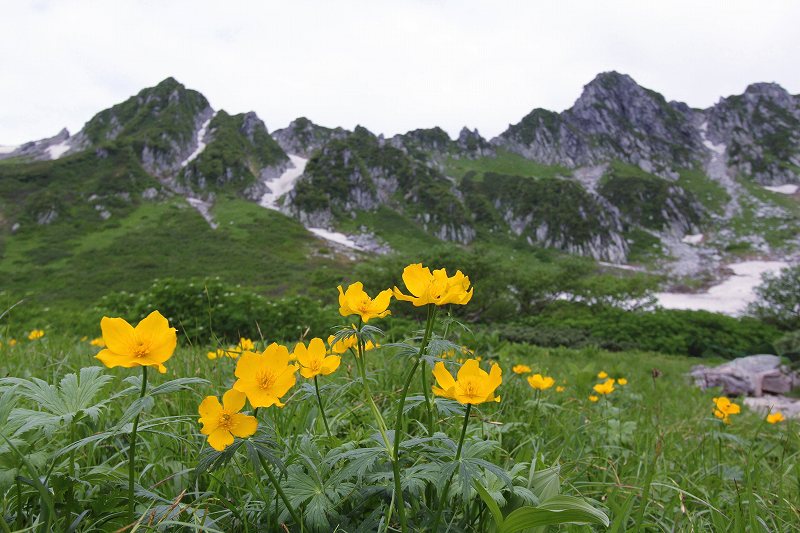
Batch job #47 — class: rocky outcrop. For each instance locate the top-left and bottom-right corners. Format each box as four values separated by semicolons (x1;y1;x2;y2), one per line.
178;110;289;198
705;83;800;185
493;72;705;177
456;127;495;158
690;355;800;397
286;126;475;245
271;117;349;158
0;128;74;161
77;77;215;177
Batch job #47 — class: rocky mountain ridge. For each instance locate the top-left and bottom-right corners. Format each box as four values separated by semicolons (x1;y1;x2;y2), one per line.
1;73;798;275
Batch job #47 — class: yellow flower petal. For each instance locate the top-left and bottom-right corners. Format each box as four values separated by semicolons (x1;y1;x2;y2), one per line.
229;413;258;438
100;316;135;355
207;428;235;451
432;361;456;392
222;389;247;412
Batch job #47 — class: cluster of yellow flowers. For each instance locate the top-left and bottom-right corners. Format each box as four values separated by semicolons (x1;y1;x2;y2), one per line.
1;330;45;348
511;365;557;391
712;396;741;424
207;337;256;360
589;371;627;402
93;263;497;457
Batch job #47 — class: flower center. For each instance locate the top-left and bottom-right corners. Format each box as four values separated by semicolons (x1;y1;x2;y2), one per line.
310;359;321;372
133;341;148;358
357;297;372;312
462;380;480;399
218;412;233;430
258;371;277;391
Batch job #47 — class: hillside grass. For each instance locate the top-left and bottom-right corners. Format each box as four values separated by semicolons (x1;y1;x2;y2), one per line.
444;149;571;181
0;196;350;318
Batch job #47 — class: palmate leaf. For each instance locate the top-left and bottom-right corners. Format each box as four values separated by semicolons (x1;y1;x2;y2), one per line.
0;366;114;435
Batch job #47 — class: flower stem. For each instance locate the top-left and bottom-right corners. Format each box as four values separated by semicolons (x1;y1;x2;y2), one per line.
391;304;438;533
432;403;472;531
354;336;391;451
257;454;303;527
15;478;23;530
314;376;332;438
128;366;148;524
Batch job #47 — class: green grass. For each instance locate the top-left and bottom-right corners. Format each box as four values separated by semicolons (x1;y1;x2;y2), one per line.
0;196;351;317
725;176;800;251
444;149;571;181
677;168;731;216
337;206;441;255
0;325;797;531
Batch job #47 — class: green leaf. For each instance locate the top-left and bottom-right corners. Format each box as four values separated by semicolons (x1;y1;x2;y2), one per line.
474;480;505;528
499;495;610;533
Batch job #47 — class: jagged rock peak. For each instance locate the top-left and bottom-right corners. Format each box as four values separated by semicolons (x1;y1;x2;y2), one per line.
271;116;349;157
741;82;794;104
494;71;704;175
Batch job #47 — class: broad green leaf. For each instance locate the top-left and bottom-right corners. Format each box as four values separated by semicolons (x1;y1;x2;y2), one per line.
475;480;505;528
500;495;610;533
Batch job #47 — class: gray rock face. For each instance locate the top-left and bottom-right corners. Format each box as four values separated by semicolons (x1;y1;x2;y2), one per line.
705;83;800;185
690;355;800;397
271;117;348;158
493;72;705;177
0;128;73;161
456;127;495;158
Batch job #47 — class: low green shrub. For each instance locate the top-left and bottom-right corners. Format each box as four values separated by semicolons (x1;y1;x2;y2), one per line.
94;277;336;344
498;303;780;357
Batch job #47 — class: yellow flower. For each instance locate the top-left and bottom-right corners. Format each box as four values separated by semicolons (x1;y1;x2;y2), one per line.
8;339;16;347
766;412;785;424
597;371;608;379
89;337;105;348
233;343;299;408
589;395;599;402
364;340;380;351
80;336;88;341
512;364;532;375
95;311;177;374
712;396;741;424
432;358;501;405
27;329;45;341
238;338;255;351
617;378;628;386
294;338;341;379
393;263;473;307
198;389;258;451
593;378;615;395
337;282;392;322
527;374;555;391
556;386;566;393
327;333;357;354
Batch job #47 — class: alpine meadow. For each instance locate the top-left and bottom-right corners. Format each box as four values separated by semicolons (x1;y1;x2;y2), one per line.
2;5;800;531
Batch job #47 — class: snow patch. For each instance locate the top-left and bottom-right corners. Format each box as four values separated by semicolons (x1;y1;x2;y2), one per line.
0;145;18;154
598;261;642;272
656;260;789;315
259;155;309;209
308;227;362;250
763;184;798;195
681;233;704;245
180;115;214;168
47;141;71;159
186;197;218;229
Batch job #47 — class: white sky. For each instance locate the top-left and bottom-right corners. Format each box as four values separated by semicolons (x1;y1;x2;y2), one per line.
1;0;799;145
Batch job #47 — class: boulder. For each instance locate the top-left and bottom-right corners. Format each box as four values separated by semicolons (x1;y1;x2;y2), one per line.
690;354;799;397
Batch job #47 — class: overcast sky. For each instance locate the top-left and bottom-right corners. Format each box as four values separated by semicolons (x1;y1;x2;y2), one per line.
2;0;799;145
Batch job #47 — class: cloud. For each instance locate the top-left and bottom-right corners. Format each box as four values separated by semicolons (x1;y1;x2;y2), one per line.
1;0;799;144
